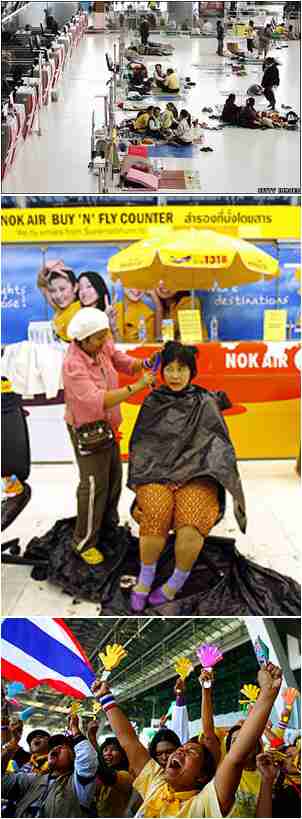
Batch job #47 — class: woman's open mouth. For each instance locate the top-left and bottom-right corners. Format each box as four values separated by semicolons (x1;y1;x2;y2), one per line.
167;756;183;771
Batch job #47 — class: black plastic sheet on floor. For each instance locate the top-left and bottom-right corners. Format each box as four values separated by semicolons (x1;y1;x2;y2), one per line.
23;519;300;616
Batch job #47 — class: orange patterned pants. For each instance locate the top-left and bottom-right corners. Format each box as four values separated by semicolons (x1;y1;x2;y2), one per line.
135;479;220;537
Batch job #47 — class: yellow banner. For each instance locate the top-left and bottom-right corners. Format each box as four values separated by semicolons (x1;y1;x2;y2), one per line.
1;205;300;244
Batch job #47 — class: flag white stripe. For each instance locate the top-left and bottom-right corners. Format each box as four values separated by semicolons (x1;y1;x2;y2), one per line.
27;618;87;662
2;639;92;698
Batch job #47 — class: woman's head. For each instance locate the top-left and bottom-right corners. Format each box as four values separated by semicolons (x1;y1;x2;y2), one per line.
247;97;255;108
149;729;181;769
165;739;216;791
78;271;111;311
99;737;129;771
68;307;110;355
167;102;178;116
161;342;198;392
48;269;77;309
180;109;191;124
155;63;162;72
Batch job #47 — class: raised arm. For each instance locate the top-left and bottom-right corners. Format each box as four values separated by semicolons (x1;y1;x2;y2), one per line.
91;681;150;778
255;753;277;818
171;678;189;745
215;663;282;817
199;670;221;767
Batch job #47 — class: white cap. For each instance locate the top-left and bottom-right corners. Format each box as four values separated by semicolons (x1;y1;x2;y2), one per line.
68;308;109;341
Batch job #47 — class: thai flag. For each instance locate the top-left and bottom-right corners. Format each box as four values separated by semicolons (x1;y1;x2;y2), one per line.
1;618;95;699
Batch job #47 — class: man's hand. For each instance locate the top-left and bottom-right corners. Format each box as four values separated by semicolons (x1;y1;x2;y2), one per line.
256;752;279;784
91;679;111;699
257;663;282;698
87;720;99;748
199;669;214;687
68;714;81;737
9;719;23;746
174;677;185;697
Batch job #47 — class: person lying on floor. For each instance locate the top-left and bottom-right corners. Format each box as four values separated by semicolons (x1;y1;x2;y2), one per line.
127;341;246;613
222;94;242;125
91;662;283;818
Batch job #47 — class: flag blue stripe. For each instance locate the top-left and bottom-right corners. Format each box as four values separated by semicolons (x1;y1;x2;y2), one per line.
2;619;95;689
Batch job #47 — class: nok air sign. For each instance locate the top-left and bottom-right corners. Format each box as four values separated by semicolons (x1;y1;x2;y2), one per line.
1;205;300;244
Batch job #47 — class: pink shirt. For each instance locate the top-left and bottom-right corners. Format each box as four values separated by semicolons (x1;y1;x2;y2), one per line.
63;338;136;430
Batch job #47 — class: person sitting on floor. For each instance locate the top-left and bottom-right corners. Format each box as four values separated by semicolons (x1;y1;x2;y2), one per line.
157;67;180;93
168;109;193;144
239;97;263;128
133;106;154;132
154;63;165;86
160;103;179;137
222;94;242;125
148;106;162;138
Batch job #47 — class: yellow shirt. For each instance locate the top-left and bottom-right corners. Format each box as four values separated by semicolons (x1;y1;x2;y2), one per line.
53;300;81;342
97;771;133;818
115;296;156;342
231;769;261;818
134;759;236;818
164;72;180;91
134;113;150;131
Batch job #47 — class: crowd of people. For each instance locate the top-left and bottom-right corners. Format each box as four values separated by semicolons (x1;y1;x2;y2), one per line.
2;661;301;817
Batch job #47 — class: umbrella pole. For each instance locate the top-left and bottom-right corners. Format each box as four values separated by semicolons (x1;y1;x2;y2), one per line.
191;289;195;309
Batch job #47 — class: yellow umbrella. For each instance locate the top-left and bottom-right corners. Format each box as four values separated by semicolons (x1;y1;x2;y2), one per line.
108;229;280;290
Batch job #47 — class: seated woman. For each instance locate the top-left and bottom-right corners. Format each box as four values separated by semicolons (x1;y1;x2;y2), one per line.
161;102;179;136
128;342;246;612
154;63;165;86
157;67;180;93
169;109;193;144
91;663;283;819
222;94;242;125
239;97;262;128
129;62;152;93
133;105;154;132
37;259;80;342
147;106;162;138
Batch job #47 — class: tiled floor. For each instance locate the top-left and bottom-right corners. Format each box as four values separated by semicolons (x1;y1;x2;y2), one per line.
2;459;300;616
2;33;300;194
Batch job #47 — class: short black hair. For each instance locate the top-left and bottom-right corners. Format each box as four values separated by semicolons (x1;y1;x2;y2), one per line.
225;724;262;756
149;728;181;760
161;341;198;381
48;269;77;287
